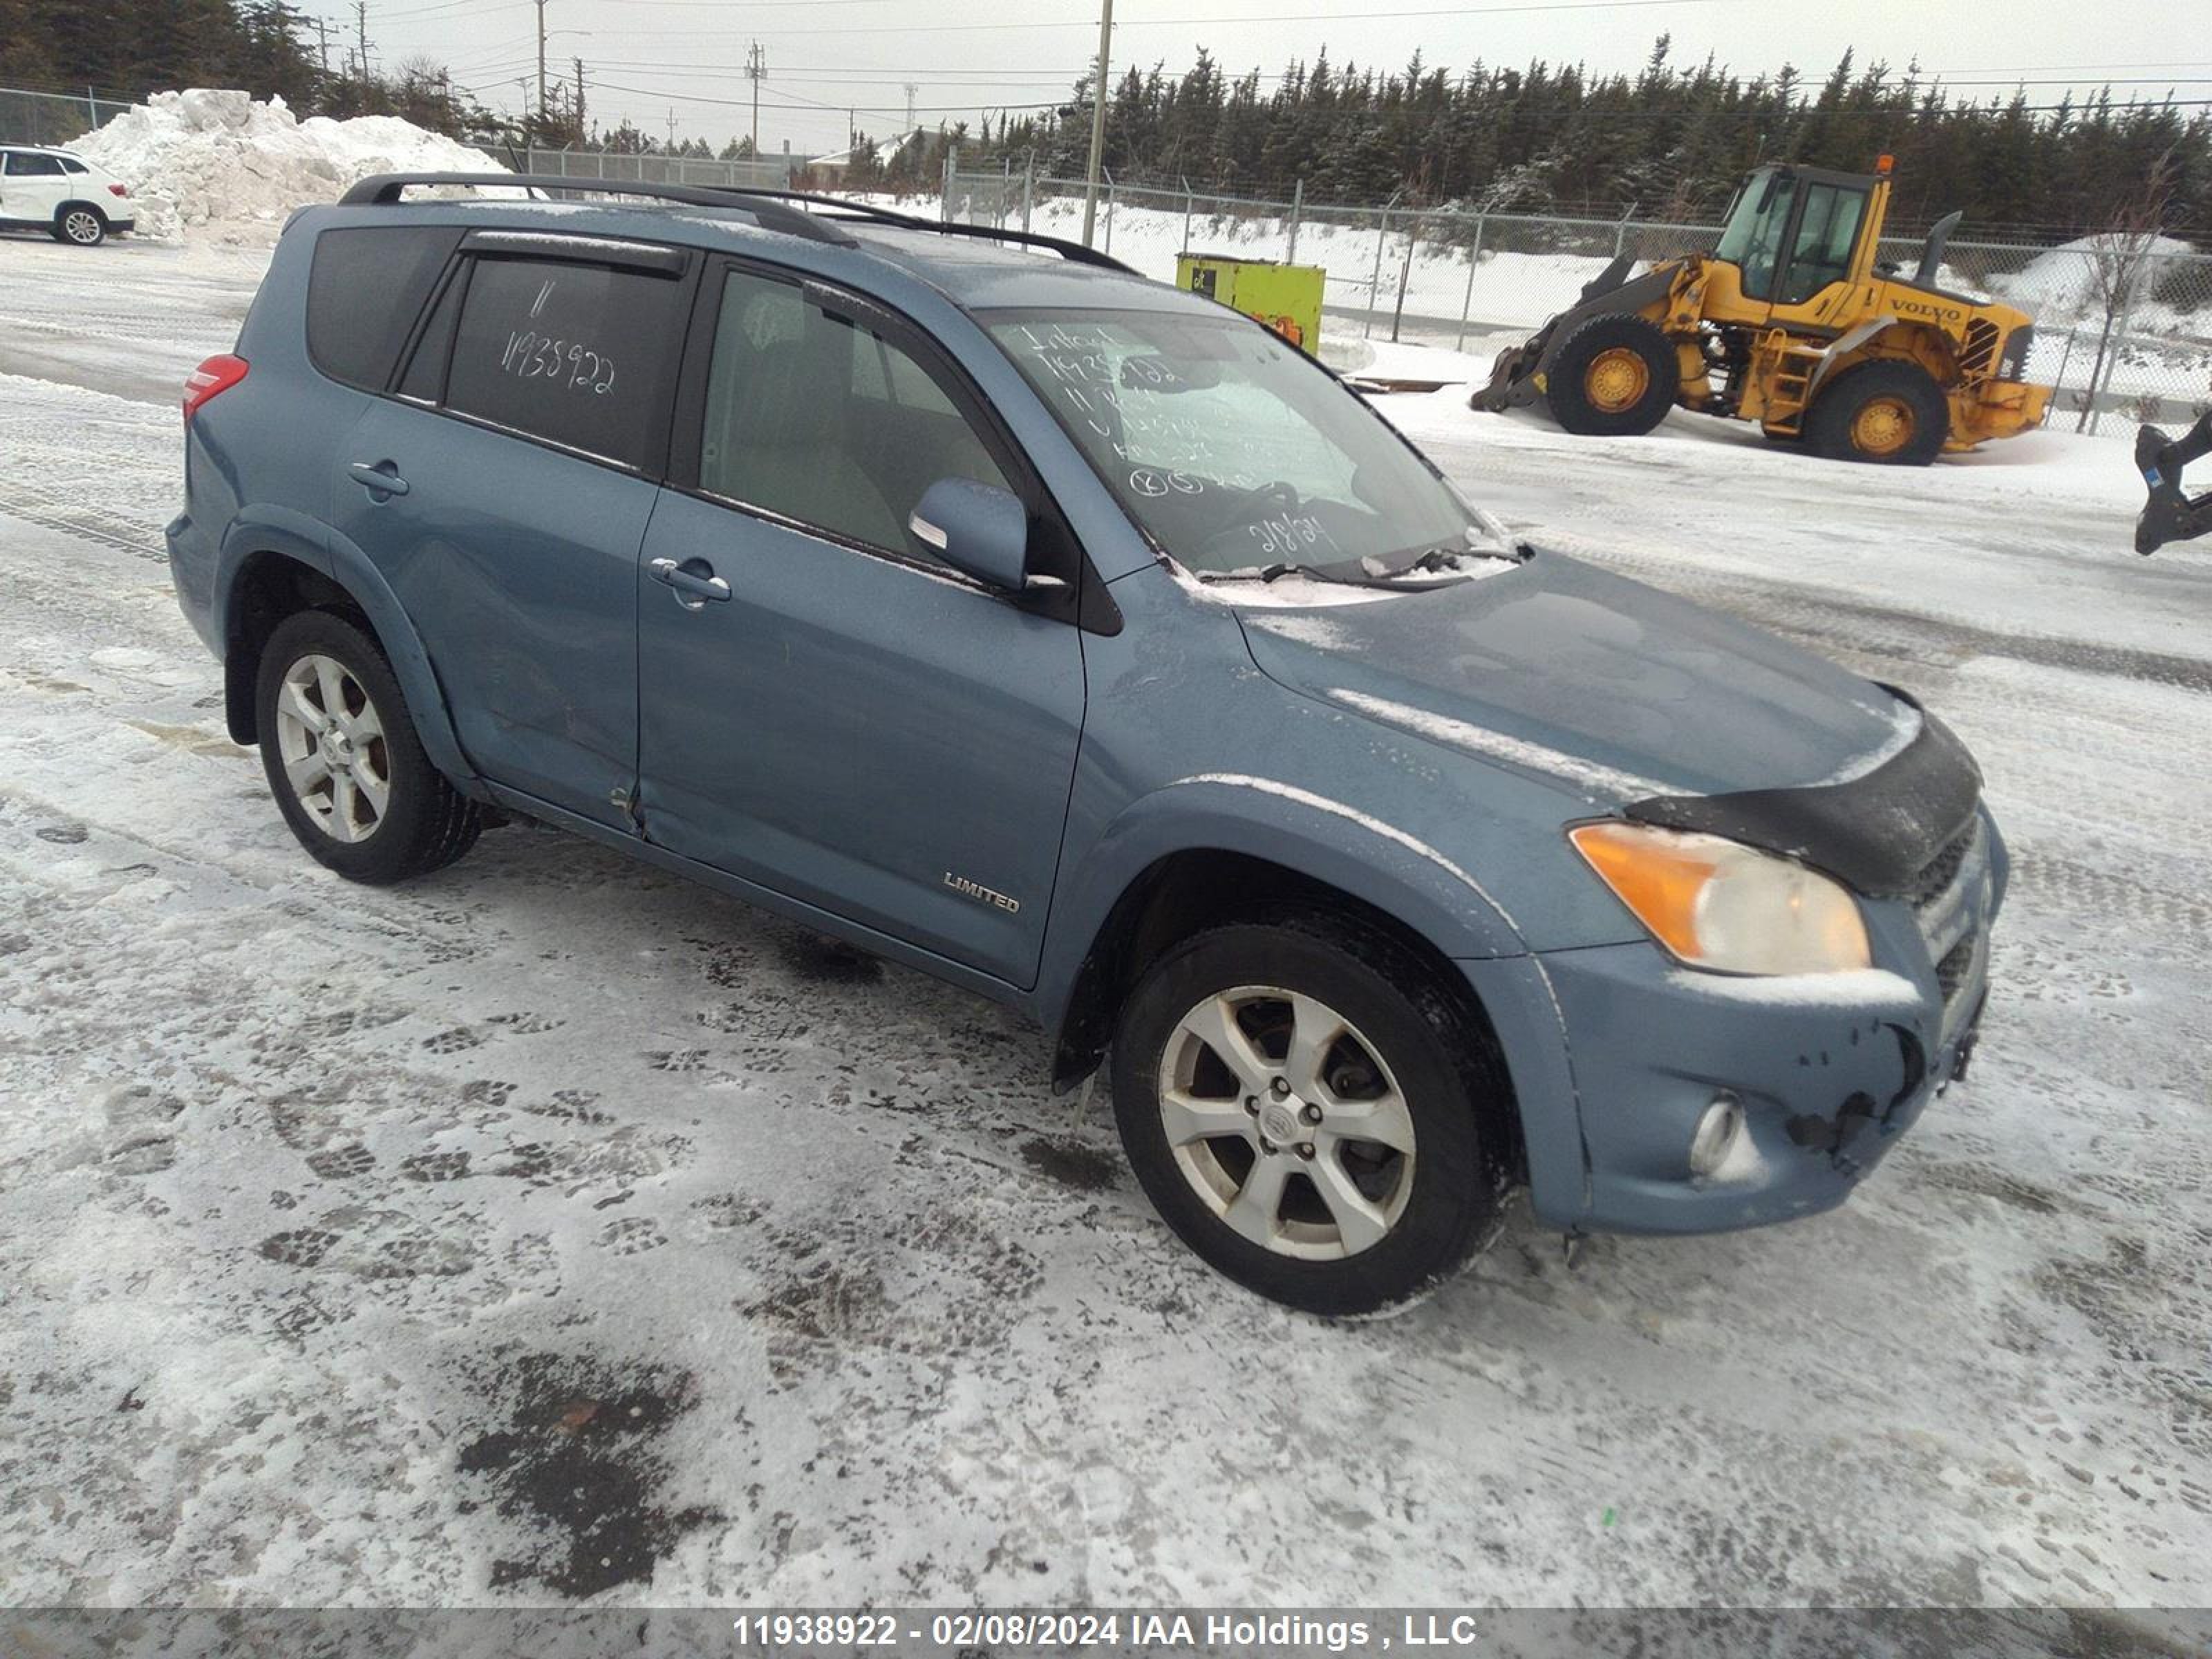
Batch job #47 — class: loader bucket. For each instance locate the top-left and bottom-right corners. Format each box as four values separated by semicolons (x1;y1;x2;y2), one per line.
2135;415;2212;555
1471;341;1542;413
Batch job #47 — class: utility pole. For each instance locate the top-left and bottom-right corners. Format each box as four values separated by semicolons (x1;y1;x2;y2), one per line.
310;15;331;77
534;0;549;130
744;41;765;159
353;0;370;80
574;57;585;139
1080;0;1113;247
904;82;917;135
665;109;677;149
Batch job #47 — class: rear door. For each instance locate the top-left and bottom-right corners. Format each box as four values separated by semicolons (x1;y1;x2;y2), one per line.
634;260;1087;986
332;229;693;829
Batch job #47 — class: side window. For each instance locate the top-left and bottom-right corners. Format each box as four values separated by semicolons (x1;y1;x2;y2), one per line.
697;268;1015;561
7;152;65;177
308;225;464;391
59;157;87;175
441;255;685;470
1778;184;1866;304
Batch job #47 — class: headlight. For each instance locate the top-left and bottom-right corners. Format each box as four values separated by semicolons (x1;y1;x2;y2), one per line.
1569;821;1871;975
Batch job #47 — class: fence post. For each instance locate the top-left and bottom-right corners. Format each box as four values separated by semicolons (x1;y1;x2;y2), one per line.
2090;241;2155;436
2046;324;2079;417
1182;175;1193;255
1365;206;1390;339
1022;160;1035;234
1286;178;1303;264
1455;212;1487;351
1613;202;1636;259
1103;170;1116;255
1390;213;1420;343
85;85;98;129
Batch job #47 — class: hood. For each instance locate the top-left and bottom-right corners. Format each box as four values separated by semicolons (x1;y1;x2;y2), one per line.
1235;550;1919;808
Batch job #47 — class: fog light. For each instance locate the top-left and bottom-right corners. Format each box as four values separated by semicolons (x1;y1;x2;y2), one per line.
1688;1093;1745;1177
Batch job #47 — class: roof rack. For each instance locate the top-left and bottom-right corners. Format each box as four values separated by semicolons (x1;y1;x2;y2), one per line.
339;172;858;246
337;172;1138;273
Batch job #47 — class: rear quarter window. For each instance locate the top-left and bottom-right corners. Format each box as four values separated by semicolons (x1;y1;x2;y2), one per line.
439;255;685;470
307;225;465;391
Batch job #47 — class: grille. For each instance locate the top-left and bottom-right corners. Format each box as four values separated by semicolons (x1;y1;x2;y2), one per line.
1961;317;2001;378
1905;816;1981;914
1936;935;1976;1005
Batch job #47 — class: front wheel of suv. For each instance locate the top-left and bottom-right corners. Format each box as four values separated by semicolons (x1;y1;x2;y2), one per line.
1110;917;1512;1317
254;609;481;884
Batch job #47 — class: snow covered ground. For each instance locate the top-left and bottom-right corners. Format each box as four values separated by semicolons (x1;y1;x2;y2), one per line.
1;236;2210;1627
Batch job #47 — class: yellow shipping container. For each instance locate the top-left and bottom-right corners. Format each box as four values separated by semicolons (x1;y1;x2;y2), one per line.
1175;255;1325;354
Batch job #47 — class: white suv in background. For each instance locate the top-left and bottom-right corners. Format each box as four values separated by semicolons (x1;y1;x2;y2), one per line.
0;145;135;245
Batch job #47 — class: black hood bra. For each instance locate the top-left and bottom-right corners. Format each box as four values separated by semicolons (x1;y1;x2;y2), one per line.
1624;689;1983;897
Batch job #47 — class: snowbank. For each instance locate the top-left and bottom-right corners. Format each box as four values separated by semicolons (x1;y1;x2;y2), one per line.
71;88;500;243
1990;232;2203;321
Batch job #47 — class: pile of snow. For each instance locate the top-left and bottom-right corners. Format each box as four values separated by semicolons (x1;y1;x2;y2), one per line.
71;88;500;243
1991;232;2204;321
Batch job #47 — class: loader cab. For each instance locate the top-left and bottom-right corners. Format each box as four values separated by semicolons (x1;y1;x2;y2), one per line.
1714;165;1883;312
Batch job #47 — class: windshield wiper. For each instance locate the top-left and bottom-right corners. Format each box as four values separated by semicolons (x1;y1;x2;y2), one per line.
1259;561;1367;585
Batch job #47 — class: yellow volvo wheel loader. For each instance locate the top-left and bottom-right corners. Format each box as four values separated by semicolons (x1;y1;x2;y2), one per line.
1472;158;2051;463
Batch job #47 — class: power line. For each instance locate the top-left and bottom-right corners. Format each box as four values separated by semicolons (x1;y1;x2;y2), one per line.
564;0;1732;38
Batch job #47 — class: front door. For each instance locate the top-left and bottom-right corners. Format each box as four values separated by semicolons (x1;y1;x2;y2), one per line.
332;247;691;828
635;263;1087;986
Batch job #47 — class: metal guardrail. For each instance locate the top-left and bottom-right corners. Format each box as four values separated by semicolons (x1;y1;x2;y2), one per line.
948;169;2212;431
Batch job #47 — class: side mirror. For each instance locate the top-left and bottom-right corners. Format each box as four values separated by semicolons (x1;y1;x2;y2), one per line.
908;476;1032;590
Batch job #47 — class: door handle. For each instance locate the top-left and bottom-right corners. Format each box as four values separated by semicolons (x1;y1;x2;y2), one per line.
648;556;731;605
348;460;410;498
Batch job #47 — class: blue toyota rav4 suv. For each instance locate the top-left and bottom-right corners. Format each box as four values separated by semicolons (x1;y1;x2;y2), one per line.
168;174;2003;1315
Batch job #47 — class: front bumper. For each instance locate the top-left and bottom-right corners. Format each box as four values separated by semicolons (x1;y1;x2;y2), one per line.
1502;809;2004;1234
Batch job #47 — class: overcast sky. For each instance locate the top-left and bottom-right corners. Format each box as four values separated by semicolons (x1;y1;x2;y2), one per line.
341;0;2208;159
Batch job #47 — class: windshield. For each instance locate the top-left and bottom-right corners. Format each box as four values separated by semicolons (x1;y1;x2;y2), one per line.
1714;167;1796;301
984;308;1490;583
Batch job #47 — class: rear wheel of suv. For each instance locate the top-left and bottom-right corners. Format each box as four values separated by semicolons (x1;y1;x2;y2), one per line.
1110;917;1510;1317
54;205;106;247
254;610;480;884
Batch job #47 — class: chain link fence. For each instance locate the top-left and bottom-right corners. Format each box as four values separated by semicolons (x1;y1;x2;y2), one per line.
519;144;811;192
947;169;2212;432
0;86;138;147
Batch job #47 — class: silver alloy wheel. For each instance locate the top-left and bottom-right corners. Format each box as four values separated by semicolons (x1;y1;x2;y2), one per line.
272;653;391;843
62;209;102;245
1156;984;1417;1260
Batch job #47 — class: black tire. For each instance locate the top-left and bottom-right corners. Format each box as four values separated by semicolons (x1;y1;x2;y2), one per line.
1109;915;1512;1318
53;204;106;247
1541;312;1677;437
254;609;481;884
1805;359;1949;465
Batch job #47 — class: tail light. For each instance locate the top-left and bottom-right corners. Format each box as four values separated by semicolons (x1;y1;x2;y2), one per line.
108;182;129;197
183;354;249;424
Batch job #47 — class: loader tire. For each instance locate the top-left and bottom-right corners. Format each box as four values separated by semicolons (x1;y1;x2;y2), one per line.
1807;360;1949;465
1542;314;1676;437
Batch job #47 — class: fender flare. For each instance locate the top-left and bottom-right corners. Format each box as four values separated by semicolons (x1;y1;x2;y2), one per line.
1038;772;1535;1035
214;510;480;788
